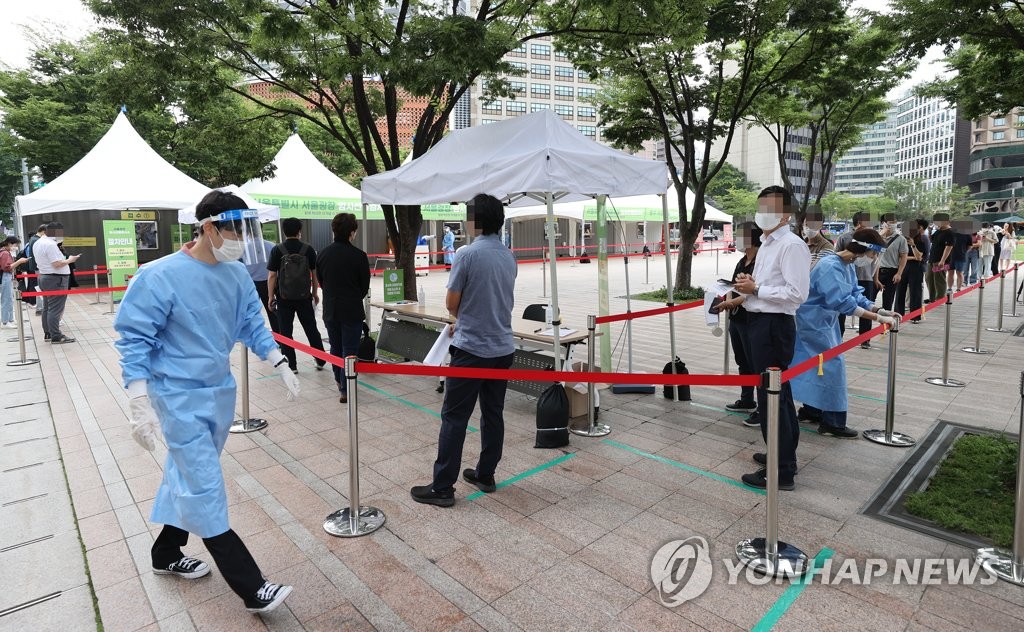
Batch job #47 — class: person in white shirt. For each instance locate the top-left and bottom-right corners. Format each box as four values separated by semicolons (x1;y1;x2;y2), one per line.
732;186;810;491
978;222;997;278
33;221;80;343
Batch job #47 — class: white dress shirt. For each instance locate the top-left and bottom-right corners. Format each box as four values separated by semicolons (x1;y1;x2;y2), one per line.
33;236;68;276
743;225;810;315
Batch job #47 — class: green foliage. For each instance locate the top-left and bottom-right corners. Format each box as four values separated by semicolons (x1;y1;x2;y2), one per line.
631;285;705;303
821;191;897;220
905;434;1017;548
880;178;973;220
715;188;759;218
706;163;757;203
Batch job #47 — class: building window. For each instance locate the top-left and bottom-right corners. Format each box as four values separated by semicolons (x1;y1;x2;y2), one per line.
482;119;499;125
555;104;574;120
530;64;550;79
993;117;1007;126
975;132;985;143
578;87;596;99
578;106;596;121
508;61;527;72
554;85;574;101
509;81;526;96
506;100;526;115
531;103;550;112
481;100;502;115
555;66;574;80
554;50;570;61
1017;129;1024;138
578;125;596;138
578;69;590;81
993;131;1006;140
508;44;526;58
530;83;551;98
530;43;551;58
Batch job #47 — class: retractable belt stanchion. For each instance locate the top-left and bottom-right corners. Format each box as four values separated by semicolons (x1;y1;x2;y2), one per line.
541;249;547;298
721;307;731;375
572;315;610;437
1009;264;1020;317
324;356;386;537
987;271;1010;332
975;371;1024;586
736;368;808;579
964;277;994;353
229;346;268;433
863;317;916;447
6;289;39;367
7;288;32;343
89;266;104;305
926;290;966;387
106;271;116;315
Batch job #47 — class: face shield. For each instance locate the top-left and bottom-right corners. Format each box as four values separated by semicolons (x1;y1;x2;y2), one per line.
853;239;885;261
198;209;266;266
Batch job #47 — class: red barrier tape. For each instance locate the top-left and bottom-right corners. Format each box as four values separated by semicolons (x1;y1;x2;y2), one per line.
16;268;108;279
21;286;128;298
595;298;704;324
781;323;890;383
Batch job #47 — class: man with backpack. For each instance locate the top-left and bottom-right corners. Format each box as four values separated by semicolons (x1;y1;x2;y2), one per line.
267;218;327;373
24;224;47;313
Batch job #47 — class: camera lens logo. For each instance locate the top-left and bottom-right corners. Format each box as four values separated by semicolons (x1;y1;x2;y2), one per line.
650;536;713;607
388;272;398;283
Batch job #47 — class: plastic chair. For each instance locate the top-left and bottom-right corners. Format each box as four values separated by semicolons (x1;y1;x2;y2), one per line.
522;304;549;322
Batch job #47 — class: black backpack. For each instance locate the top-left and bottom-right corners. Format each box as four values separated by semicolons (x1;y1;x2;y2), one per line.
357;323;376;362
663;357;691;400
535;383;570;448
277;244;311;300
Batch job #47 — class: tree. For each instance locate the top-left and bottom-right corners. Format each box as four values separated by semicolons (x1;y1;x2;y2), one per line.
881;178;972;219
715;188;758;218
705;162;757;205
89;0;588;298
820;191;896;221
553;0;844;290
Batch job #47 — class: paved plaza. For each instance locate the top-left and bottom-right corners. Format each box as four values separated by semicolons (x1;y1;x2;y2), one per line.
3;250;1024;631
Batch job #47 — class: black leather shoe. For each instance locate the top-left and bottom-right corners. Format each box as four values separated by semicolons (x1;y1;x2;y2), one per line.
741;414;760;428
463;469;496;493
741;469;794;491
725;399;757;412
796;407;822;424
817;424;859;439
752;452;767;466
410;484;454;507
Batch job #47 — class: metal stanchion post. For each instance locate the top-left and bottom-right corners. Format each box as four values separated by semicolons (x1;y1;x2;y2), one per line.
1009;264;1020;316
736;368;808;578
230;346;269;433
6;287;32;343
926;290;966;387
722;307;731;375
964;277;994;352
863;318;915;447
324;356;386;537
541;249;547;298
715;243;720;275
976;371;1024;586
573;315;610;437
612;255;654;395
89;266;104;305
106;271;116;315
6;289;39;367
988;271;1010;332
644;251;650;285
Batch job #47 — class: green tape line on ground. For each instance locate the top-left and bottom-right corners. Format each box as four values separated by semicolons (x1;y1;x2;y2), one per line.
467;452;575;501
849;393;886;403
358;380;478;433
690;401;750;418
751;547;835;632
603;439;766;496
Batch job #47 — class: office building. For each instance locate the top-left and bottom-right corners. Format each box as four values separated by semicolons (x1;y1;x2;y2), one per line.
893;93;970;191
967;109;1024;215
833;107;898;197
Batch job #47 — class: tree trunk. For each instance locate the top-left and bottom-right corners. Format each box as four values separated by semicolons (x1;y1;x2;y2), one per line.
674;235;695;292
394;204;423;299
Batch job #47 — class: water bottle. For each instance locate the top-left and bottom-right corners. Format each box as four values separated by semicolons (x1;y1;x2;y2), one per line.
418;284;425;305
544;305;553;325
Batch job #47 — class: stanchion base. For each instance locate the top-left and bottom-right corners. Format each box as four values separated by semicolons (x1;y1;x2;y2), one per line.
570;423;611;437
735;538;809;579
976;548;1024;586
985;327;1010;332
6;359;41;367
229;418;268;434
861;429;916;447
1003;313;1021;318
961;346;994;354
323;506;386;538
924;377;967;387
6;336;33;342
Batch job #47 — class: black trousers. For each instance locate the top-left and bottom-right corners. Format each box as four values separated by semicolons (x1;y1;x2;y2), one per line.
253;280;279;333
878;268;900;313
275;298;326;370
857;280;876;334
896;262;924;319
152;525;264;599
432;347;515;492
745;312;799;477
728;318;756;404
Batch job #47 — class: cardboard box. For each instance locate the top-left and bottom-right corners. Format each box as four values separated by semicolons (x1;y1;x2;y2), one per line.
564;384;590;418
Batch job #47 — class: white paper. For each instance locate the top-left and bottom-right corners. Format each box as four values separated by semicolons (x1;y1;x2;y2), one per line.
703;290;721;328
423;325;454;366
537;327;576;336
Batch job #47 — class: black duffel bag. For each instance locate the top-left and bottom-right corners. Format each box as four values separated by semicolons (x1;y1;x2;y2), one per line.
357;323;376;362
535;383;570;448
663;356;691;401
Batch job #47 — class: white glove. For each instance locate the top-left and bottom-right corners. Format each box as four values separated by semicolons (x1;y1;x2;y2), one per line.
876;308;901;320
876;314;899;328
129;395;160;452
268;349;300;401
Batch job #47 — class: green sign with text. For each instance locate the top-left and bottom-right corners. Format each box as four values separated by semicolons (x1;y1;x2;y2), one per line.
102;220;139;301
382;269;405;302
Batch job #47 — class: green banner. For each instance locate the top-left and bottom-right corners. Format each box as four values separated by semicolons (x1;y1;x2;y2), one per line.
583;204;665;222
249;194;467;221
102;220;139;301
382;269;405;302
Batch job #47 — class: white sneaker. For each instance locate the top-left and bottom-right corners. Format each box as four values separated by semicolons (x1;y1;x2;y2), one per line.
153;556;211;579
245;581;293;613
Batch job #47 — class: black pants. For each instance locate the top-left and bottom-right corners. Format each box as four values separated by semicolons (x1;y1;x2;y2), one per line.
896;262;924;319
878;268;900;313
857;280;876;334
276;298;326;370
745;312;799;478
432;347;515;492
253;280;279;333
728;318;756;405
152;525;264;599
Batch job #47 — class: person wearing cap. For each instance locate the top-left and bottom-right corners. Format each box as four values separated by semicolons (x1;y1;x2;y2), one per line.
32;221;80;343
836;211;877;346
926;212;955;300
874;213;908;317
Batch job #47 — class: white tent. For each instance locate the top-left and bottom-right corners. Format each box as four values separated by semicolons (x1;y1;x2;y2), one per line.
587;187;733;223
361;110;669;371
240;133;362;202
176;186;280;224
15;112;210;217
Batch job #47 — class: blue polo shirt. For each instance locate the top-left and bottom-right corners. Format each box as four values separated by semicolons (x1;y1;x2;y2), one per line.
447;234;517;357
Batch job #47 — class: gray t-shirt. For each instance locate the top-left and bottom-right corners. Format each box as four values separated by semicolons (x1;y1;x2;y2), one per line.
837;229;877;281
878;233;908;269
447;234;517;357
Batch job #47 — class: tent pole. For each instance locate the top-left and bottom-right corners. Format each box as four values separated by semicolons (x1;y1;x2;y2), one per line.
361;203;368;252
663;192;679;401
597;195;610;371
546;192;562;371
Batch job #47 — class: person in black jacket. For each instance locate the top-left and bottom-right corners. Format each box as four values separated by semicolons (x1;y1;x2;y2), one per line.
316;213;370;403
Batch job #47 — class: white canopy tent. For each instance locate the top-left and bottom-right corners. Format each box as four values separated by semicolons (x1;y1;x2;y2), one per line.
176;186;280;224
240;133;363;201
14;112;210;228
361;110;670;372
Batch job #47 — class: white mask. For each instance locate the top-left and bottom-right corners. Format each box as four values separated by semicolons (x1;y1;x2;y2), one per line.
802;225;820;239
211;231;245;262
754;211;782;231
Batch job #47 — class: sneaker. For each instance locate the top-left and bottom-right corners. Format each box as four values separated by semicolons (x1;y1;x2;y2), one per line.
44;333;51;341
410;484;455;507
725;399;757;412
50;335;76;344
741;414;760;428
741;469;794;491
153;556;211;580
859;342;871;350
796;407;821;424
817;424;859;439
315;361;326;371
463;468;496;493
245;581;293;614
291;367;298;375
436;382;445;394
751;453;799;472
339;394;347;404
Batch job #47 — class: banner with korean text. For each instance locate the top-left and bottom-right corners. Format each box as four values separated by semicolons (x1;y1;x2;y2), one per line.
102;220;139;301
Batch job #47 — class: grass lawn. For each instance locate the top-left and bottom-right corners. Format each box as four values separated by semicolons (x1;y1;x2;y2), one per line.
631;286;707;302
904;434;1017;547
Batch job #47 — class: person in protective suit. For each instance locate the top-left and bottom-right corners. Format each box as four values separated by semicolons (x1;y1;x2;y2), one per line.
114;189;301;614
790;228;899;438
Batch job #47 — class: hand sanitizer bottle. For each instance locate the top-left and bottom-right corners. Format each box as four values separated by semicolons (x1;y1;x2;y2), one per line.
418;284;425;305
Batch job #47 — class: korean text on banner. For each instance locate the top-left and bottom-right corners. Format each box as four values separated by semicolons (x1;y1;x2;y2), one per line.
102;219;139;301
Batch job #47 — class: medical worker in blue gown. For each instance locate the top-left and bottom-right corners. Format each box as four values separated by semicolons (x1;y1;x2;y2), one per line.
114;190;301;615
791;228;900;439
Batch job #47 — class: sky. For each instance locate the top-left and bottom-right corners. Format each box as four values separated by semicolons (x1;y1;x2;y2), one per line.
0;0;946;95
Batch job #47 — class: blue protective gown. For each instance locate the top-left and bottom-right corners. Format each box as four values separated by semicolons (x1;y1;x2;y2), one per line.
442;230;455;264
790;253;874;413
114;248;277;538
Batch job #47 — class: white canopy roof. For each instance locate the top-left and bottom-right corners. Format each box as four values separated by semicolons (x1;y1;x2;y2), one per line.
586;187;732;223
241;134;361;200
360;110;667;206
505;200;585;222
176;186;280;224
15;112;210;216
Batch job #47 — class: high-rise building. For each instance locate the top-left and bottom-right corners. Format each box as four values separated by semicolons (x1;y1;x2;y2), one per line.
893;93;971;190
833;107;898;197
967;109;1024;215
